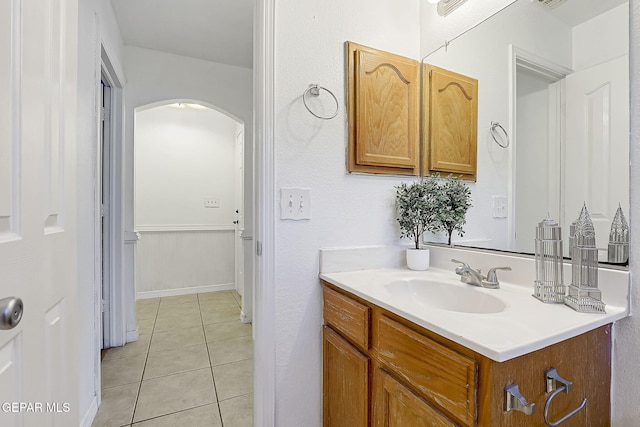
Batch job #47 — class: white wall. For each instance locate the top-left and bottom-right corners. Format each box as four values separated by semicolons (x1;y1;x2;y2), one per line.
122;46;253;336
573;3;629;71
76;0;125;424
134;105;238;296
420;0;516;56
271;0;420;424
135;106;237;227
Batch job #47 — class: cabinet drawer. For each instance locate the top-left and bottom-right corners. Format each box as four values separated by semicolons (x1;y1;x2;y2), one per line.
376;315;477;426
323;286;370;351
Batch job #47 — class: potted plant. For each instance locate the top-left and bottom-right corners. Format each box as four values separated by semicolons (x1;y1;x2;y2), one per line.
437;175;472;246
395;177;442;270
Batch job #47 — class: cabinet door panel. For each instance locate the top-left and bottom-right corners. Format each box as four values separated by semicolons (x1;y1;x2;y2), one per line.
377;315;477;426
425;65;478;178
323;285;370;352
347;42;419;175
374;369;457;427
323;326;370;427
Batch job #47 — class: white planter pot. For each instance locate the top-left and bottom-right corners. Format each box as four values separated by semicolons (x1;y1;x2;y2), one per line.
406;248;430;271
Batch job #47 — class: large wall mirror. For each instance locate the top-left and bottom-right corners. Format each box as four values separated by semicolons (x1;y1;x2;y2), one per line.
423;0;629;266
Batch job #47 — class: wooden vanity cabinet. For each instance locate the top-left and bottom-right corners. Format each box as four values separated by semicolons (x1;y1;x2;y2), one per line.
322;281;612;427
346;42;420;176
423;65;478;180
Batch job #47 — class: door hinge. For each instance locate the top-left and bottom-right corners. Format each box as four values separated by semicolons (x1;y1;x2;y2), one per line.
100;204;105;218
256;241;262;256
101;107;110;122
101;300;107;313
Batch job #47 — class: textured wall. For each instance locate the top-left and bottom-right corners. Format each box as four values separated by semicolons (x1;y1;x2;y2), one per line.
272;0;420;424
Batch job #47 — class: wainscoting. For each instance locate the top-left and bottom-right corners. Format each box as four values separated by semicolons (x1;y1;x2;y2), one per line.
135;227;236;299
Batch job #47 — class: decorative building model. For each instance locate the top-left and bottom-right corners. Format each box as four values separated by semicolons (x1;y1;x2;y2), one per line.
533;216;565;303
564;204;605;313
608;204;629;264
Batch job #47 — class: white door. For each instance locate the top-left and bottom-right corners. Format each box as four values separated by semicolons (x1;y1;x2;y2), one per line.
564;55;629;259
0;0;79;426
234;129;244;299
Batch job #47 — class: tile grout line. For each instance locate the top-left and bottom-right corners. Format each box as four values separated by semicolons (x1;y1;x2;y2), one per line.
129;299;159;426
198;293;226;427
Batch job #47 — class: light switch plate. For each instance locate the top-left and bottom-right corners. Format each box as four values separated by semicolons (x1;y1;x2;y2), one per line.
493;196;507;218
280;188;311;220
204;197;220;208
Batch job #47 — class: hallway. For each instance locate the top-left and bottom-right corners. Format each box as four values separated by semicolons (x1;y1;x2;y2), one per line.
92;291;252;426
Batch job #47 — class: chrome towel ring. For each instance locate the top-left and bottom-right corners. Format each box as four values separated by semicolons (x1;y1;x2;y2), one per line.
303;84;339;120
490;121;510;148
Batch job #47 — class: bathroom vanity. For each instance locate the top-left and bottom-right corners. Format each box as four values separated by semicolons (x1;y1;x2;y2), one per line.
320;246;629;427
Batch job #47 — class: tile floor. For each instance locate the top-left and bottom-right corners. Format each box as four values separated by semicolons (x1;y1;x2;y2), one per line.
92;290;253;427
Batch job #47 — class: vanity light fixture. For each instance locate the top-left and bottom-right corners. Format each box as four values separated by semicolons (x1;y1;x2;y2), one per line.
437;0;469;17
426;0;441;4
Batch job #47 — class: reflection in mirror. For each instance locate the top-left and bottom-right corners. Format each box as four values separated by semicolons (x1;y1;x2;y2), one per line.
423;0;629;266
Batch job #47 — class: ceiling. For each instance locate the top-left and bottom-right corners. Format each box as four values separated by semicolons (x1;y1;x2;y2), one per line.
109;0;253;69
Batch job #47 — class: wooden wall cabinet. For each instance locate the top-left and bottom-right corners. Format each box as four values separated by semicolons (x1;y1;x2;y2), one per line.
322;281;611;427
346;42;479;179
424;65;478;180
347;42;420;176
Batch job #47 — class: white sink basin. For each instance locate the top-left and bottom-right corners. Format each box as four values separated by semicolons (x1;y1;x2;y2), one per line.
385;279;508;314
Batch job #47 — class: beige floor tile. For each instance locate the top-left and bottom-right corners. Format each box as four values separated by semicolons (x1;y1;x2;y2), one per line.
219;394;253;427
213;359;253;401
150;326;205;353
143;344;210;380
132;403;222;427
199;297;239;311
204;321;252;343
133;368;216;422
136;301;159;320
104;335;151;360
91;382;139;427
137;298;160;309
197;291;233;302
208;336;253;366
160;294;198;306
137;318;155;335
102;354;146;389
201;306;240;325
153;312;202;332
230;290;242;306
157;301;201;318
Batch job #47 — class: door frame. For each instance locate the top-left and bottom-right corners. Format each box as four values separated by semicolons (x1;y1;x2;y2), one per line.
93;41;126;401
254;0;276;424
507;45;572;251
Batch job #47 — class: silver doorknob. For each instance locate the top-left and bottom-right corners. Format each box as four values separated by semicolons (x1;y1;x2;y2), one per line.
0;297;23;330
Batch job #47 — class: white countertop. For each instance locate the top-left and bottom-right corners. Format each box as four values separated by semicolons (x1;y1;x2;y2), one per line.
320;266;629;362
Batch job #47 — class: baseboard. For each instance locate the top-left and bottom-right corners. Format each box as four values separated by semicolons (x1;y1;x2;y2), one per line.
136;283;236;300
80;396;98;427
126;328;139;342
241;310;253;324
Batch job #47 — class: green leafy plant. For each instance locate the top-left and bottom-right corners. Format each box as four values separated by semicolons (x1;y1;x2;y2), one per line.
437;175;472;245
395;177;442;249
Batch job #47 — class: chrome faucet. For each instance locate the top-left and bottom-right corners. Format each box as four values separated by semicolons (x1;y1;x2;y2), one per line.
451;259;511;289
